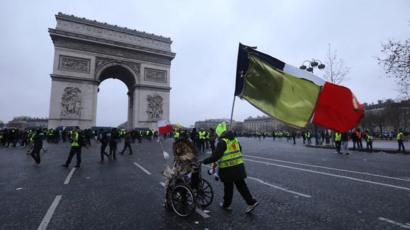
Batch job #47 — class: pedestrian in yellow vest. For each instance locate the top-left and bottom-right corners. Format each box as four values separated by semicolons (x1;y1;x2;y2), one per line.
201;122;258;214
62;127;82;168
198;129;206;152
365;130;373;152
334;132;342;154
173;129;180;140
396;129;406;153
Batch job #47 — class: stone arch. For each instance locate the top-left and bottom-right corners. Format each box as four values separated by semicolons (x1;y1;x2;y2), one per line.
47;13;175;129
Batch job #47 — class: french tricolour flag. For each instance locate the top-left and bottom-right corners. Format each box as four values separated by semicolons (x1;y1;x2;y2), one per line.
157;120;173;135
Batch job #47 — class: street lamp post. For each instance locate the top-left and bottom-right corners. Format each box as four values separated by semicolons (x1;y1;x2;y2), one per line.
300;59;325;145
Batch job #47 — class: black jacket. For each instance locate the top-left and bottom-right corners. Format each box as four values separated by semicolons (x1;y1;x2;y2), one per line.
202;131;247;182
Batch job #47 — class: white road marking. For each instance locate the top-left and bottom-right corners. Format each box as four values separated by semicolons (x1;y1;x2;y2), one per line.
245;158;410;192
378;217;410;229
205;164;311;198
246;155;410;182
63;168;76;185
133;162;151;175
248;177;311;198
158;182;210;219
16;187;23;190
195;208;210;219
37;195;62;230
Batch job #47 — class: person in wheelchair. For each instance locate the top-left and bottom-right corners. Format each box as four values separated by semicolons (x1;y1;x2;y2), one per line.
201;122;259;214
163;138;214;217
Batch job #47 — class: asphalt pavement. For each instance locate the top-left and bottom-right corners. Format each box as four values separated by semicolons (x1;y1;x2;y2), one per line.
0;137;409;230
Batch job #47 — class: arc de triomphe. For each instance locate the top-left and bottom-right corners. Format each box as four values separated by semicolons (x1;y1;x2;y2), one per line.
48;13;175;129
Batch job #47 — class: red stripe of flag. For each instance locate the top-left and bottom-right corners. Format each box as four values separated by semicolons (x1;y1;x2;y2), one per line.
312;82;364;132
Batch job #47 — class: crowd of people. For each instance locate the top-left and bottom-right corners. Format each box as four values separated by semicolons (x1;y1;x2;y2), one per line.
0;125;407;167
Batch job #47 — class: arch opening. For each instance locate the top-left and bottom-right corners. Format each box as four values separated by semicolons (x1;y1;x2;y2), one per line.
97;65;136;129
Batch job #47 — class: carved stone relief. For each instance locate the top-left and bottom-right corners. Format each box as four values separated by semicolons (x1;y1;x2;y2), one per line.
95;57;140;77
58;55;90;73
144;68;167;83
61;87;82;117
146;94;163;120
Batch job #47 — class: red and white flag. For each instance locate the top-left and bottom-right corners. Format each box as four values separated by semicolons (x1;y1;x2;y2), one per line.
157;120;173;135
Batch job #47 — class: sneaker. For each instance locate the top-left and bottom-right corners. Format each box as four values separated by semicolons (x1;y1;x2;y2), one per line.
61;164;68;168
219;202;232;211
74;165;80;168
245;201;259;214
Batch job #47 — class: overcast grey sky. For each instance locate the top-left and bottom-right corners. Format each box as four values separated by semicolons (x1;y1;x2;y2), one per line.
0;0;409;127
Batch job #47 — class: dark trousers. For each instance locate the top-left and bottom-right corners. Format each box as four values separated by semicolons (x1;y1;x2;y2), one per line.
366;141;373;152
398;140;405;152
121;143;133;155
100;143;108;161
109;146;116;159
199;140;205;152
335;141;341;153
65;147;81;166
31;146;41;164
357;139;363;150
223;179;255;207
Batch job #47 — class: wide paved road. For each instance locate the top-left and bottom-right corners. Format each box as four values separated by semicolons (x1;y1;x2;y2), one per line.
0;138;409;229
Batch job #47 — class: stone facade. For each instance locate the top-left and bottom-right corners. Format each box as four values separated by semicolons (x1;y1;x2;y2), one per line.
194;119;242;132
243;116;282;133
48;13;175;129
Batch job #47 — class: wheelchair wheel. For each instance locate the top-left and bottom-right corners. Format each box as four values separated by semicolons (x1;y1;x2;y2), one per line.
195;179;214;208
170;185;196;217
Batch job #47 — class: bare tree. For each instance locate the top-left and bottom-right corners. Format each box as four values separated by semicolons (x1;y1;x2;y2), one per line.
377;38;410;99
323;44;350;84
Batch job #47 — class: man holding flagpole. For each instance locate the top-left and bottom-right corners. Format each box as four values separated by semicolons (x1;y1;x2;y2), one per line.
201;122;259;214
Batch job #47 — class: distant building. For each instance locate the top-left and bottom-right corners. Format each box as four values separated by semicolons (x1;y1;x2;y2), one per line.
194;119;242;131
362;99;410;133
243;116;282;133
7;116;48;130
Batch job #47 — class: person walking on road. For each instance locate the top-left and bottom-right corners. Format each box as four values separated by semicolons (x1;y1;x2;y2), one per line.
30;129;43;164
365;130;373;153
99;131;109;162
334;132;342;154
355;128;363;150
396;129;406;153
201;122;259;214
62;127;82;168
120;132;133;155
109;129;118;160
341;132;349;155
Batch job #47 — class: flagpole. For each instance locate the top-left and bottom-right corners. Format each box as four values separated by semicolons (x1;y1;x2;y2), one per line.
229;95;236;129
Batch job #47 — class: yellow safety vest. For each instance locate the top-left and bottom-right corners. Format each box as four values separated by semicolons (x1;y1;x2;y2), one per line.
199;131;206;140
218;138;244;169
397;132;403;141
335;133;342;141
174;131;180;139
71;132;80;147
367;135;373;142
